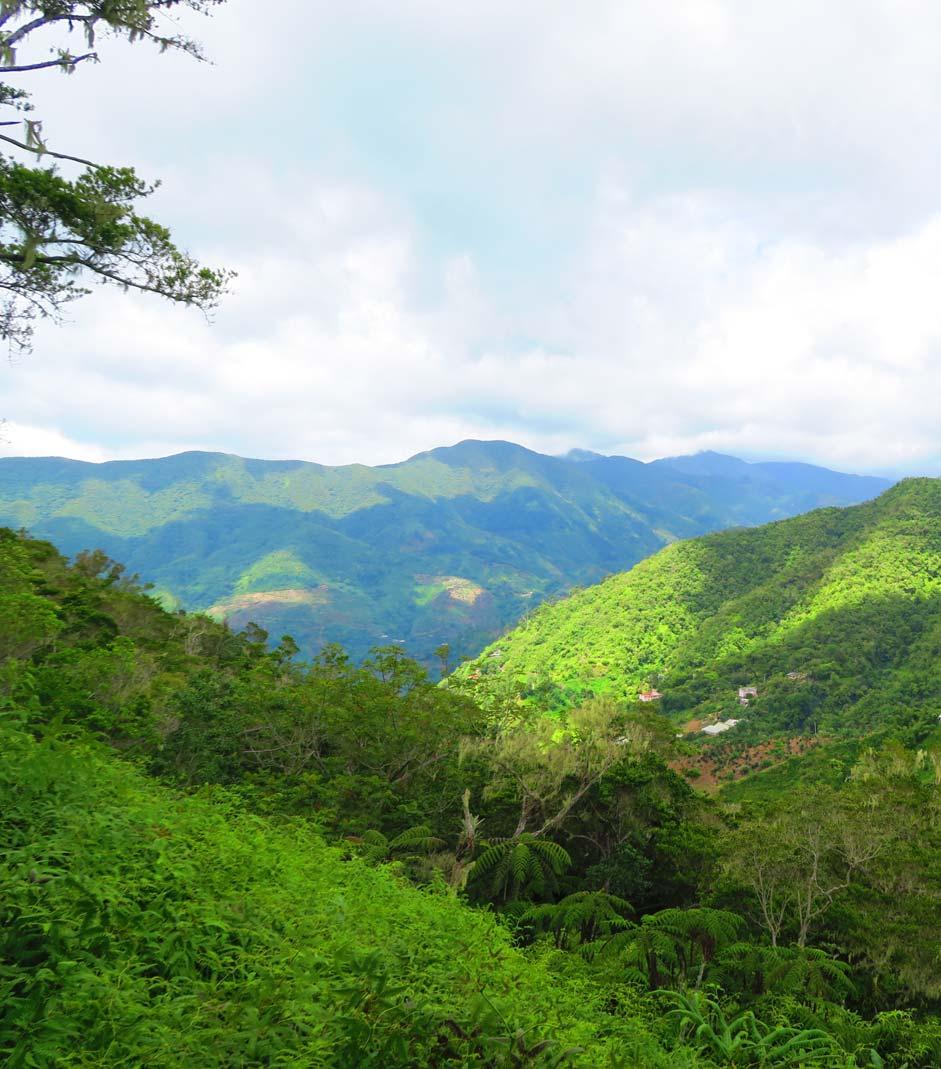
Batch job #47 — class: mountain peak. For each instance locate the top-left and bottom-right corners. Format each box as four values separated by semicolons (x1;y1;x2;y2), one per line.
0;442;897;666
560;448;608;463
459;477;941;745
653;451;753;478
401;439;549;469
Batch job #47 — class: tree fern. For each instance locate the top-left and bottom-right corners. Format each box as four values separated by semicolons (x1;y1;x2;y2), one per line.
472;835;571;902
716;942;855;1003
359;824;445;863
523;891;633;948
585;907;742;989
585;923;677;989
646;907;744;987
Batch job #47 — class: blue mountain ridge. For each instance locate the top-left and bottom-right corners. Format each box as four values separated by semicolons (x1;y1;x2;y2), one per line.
0;441;893;663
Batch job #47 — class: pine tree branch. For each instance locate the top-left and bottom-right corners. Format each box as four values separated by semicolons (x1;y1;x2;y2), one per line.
0;52;96;72
0;251;196;301
2;14;93;49
0;131;99;167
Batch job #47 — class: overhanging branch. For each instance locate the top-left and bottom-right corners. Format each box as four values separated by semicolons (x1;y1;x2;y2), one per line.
0;52;97;72
2;13;94;49
0;131;100;168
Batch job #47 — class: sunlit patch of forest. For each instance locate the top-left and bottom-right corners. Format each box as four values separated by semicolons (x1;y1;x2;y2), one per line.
462;479;941;750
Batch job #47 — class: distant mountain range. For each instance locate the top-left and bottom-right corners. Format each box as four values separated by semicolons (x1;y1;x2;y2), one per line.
0;440;893;663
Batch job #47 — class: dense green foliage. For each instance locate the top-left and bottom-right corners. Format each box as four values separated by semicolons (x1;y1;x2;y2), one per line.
1;723;688;1067
2;512;941;1066
0;441;890;664
463;478;941;748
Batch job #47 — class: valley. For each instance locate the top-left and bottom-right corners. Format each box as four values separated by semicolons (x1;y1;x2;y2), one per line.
0;441;891;664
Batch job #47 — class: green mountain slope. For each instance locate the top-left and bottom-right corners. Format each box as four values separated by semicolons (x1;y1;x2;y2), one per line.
461;478;941;746
0;441;891;663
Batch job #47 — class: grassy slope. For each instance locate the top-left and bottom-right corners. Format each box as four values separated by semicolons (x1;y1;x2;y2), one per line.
0;723;684;1069
0;442;890;664
461;478;941;746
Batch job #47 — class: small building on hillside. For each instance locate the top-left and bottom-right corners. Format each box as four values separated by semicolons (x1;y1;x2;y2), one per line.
638;688;662;702
738;686;758;699
702;718;741;736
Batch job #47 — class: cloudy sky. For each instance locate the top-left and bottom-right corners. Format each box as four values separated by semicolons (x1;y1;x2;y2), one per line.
3;0;941;473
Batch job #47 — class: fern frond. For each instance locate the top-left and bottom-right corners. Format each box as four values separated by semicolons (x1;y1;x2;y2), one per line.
388;824;446;854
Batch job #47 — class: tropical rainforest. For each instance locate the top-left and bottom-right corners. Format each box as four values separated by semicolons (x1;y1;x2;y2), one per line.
2;478;941;1066
2;3;937;1067
0;442;890;665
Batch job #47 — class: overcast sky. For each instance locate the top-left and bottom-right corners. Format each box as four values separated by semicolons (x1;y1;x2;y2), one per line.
3;0;941;473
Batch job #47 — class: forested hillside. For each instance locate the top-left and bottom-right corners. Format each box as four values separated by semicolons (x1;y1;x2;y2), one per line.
0;441;890;664
462;479;941;749
3;727;679;1067
2;524;941;1067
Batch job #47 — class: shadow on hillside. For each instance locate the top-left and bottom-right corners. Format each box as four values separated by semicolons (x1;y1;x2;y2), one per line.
11;484;661;664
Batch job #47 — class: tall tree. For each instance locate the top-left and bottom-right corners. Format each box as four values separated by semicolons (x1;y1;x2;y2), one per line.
721;783;905;948
469;698;655;840
0;1;231;352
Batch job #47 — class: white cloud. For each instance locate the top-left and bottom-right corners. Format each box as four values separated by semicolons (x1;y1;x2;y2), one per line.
5;175;941;473
0;423;111;463
4;2;941;474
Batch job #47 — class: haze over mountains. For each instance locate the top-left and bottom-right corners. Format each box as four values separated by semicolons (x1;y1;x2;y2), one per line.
0;440;892;663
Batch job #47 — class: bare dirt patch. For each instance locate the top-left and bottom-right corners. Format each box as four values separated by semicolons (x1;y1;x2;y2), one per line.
416;575;488;605
671;735;824;794
207;587;330;620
